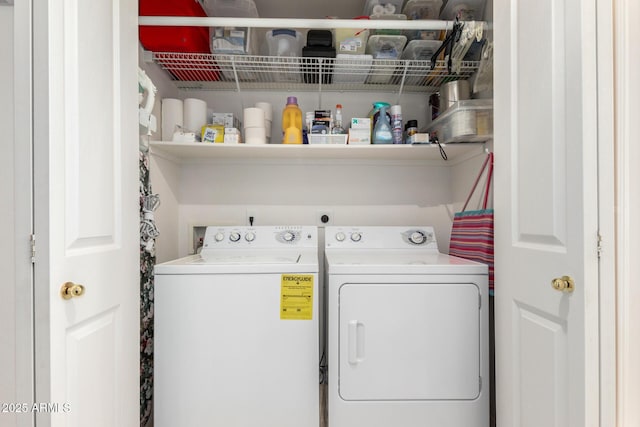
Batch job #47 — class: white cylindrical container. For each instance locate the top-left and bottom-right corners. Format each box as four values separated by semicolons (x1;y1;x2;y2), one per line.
244;126;267;144
183;98;208;135
255;102;273;121
390;104;403;144
243;107;266;129
161;98;183;141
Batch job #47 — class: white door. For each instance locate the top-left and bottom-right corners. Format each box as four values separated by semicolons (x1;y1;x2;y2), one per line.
338;282;481;400
31;0;139;425
494;0;601;426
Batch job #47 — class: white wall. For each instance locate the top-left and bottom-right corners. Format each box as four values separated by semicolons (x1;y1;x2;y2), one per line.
0;5;17;426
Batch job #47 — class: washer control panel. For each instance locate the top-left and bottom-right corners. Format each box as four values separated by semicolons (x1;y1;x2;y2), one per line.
202;226;317;250
325;226;438;250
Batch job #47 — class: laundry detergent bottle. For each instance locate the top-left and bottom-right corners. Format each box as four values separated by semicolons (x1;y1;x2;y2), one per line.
281;96;303;144
372;105;393;144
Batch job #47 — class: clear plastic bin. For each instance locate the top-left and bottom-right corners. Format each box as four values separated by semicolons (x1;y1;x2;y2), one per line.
203;0;258;17
260;29;305;83
308;134;348;144
426;99;493;144
369;13;407;35
263;29;304;56
402;0;443;40
366;35;407;84
333;54;373;84
204;0;259;55
335;27;370;55
363;0;406;16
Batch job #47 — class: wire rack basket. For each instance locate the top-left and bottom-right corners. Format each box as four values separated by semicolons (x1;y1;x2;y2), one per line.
152;52;480;93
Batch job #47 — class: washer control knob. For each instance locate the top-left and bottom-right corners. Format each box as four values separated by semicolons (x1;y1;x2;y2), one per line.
229;232;241;242
409;231;427;245
282;231;295;242
245;232;255;242
351;232;362;242
335;232;346;242
214;232;225;242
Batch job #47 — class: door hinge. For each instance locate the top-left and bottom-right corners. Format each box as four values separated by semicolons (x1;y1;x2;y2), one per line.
30;234;36;264
597;233;603;259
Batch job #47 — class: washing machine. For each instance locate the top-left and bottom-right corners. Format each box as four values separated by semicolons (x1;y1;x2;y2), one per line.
154;225;319;427
325;226;489;427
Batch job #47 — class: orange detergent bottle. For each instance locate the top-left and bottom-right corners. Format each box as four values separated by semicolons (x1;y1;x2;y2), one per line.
281;96;303;144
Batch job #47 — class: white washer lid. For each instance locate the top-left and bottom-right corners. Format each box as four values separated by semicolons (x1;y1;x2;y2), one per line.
155;250;318;275
325;250;487;275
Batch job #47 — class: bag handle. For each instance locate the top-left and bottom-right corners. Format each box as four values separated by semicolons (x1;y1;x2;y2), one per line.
462;152;494;211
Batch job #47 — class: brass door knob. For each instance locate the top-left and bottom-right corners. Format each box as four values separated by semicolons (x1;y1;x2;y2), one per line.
61;282;85;300
551;276;575;293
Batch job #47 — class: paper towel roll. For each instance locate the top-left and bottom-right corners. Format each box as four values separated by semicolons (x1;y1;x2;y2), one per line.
183;98;208;135
244;127;267;144
243;107;266;129
255;102;273;121
161;98;183;141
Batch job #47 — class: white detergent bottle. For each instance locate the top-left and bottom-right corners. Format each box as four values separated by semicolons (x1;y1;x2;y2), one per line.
372;105;393;144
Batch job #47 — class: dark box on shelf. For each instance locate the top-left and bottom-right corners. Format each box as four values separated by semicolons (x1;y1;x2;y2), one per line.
301;46;335;84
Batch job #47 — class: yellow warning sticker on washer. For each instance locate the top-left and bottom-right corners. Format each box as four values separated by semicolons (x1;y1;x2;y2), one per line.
280;274;314;320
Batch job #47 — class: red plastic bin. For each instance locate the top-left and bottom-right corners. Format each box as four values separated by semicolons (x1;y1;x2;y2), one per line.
139;0;210;53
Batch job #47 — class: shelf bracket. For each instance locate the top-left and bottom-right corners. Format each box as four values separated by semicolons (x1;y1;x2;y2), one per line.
231;57;241;95
396;61;409;103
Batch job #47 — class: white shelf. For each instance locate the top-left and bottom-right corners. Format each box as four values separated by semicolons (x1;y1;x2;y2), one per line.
149;141;485;164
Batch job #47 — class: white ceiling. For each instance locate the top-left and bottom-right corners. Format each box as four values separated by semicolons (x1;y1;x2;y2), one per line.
252;0;367;19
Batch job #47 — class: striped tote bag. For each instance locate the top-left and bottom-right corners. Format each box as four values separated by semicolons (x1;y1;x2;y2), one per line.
449;152;494;293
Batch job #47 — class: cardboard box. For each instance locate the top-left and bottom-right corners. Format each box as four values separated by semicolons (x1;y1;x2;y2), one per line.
351;117;371;130
201;125;225;143
348;128;371;145
211;113;240;129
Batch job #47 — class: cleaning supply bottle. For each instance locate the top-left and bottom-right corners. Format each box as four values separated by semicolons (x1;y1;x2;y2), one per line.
282;96;303;144
372;105;393;144
390;104;403;144
331;104;346;134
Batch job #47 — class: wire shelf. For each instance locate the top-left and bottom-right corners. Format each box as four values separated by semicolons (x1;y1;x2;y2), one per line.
152;52;479;93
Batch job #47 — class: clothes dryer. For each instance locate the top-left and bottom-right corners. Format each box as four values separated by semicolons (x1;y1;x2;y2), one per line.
154;226;319;427
325;226;489;427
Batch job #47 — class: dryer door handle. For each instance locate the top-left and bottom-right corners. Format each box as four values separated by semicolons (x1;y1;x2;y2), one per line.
348;320;365;365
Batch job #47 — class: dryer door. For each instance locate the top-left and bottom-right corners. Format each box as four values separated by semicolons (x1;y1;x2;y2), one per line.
338;282;480;400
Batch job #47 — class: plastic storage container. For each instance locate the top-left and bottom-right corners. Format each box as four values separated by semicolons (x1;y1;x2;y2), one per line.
369;13;407;35
365;35;407;84
363;0;406;16
439;0;487;20
333;54;373;84
139;0;210;53
402;0;444;41
263;29;304;57
262;29;305;83
334;18;370;55
426;99;493;144
400;40;443;85
302;30;335;84
401;40;443;60
204;0;259;54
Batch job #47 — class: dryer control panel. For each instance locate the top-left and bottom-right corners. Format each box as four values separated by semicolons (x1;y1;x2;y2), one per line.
325;226;438;250
201;226;318;250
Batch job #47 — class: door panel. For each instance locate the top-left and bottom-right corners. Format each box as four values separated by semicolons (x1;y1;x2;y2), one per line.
33;0;139;425
494;0;600;425
514;303;568;426
338;283;480;400
515;0;568;247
